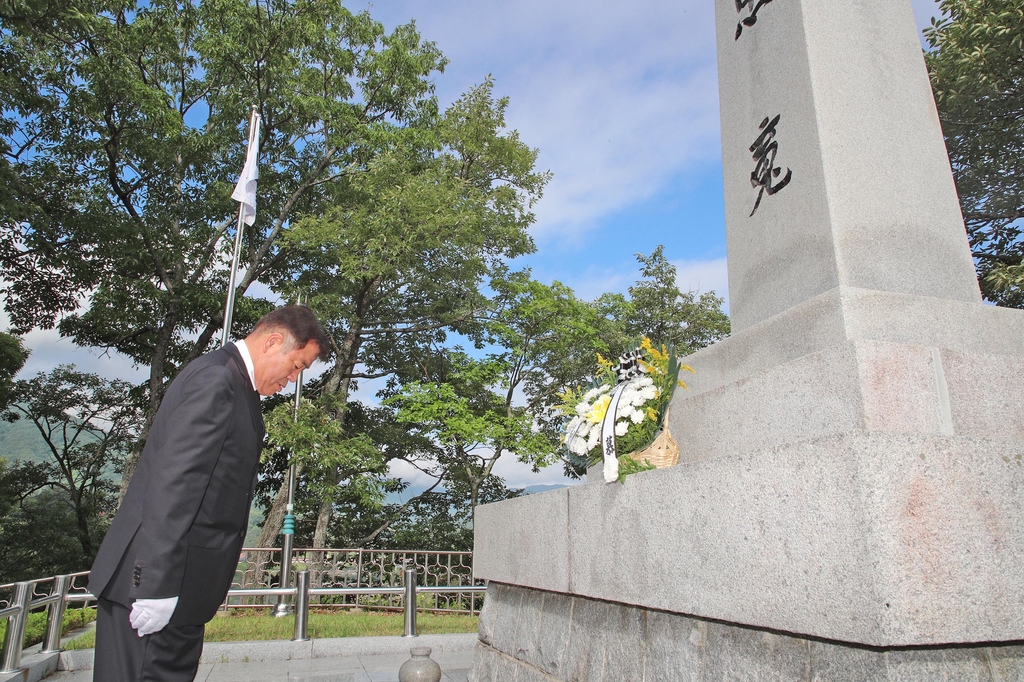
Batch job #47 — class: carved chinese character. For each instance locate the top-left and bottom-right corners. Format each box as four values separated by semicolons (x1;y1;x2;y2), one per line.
735;0;776;40
749;114;792;216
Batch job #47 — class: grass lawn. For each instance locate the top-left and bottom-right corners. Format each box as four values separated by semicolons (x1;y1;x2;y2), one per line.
65;609;478;649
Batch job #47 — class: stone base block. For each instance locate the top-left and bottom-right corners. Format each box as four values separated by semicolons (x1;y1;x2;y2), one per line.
476;430;1024;646
469;583;1024;682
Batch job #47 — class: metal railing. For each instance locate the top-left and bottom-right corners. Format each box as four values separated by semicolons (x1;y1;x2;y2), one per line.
232;548;481;614
0;566;486;675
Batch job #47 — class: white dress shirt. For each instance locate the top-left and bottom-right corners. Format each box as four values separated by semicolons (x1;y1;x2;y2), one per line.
233;340;257;392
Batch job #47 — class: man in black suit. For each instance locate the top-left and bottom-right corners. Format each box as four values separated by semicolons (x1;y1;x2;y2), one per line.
88;305;329;681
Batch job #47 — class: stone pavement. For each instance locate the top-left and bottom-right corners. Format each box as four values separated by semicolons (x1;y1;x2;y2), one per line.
21;633;477;682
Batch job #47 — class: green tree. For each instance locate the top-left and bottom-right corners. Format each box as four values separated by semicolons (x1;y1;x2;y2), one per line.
925;0;1024;306
385;477;521;552
625;246;730;353
0;0;447;498
0;486;96;583
484;269;622;445
0;366;141;565
312;271;603;542
253;395;440;548
387;350;552;518
258;80;548;546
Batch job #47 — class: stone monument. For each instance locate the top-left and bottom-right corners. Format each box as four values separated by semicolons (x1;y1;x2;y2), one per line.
471;0;1024;679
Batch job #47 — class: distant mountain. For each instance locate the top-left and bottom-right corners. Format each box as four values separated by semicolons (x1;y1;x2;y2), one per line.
0;417;53;464
385;482;570;505
521;484;569;495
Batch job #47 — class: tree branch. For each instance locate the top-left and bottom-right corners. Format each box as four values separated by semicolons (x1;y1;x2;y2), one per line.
973;252;1024;265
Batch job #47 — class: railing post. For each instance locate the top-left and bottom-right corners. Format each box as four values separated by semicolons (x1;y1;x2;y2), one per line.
403;564;417;638
40;575;72;654
1;582;32;674
292;570;310;642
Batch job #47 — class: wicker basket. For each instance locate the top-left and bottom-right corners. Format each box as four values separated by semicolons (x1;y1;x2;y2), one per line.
625;407;680;468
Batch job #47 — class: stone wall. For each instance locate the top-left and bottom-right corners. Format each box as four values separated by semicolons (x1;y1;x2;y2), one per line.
469;582;1024;682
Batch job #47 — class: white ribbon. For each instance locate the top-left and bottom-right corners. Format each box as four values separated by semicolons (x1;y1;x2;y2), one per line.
601;379;634;483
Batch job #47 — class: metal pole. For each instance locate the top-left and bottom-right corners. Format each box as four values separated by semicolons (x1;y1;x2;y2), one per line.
1;582;32;674
273;526;295;618
403;564;418;638
292;570;310;642
274;293;304;618
40;575;71;653
220;105;259;348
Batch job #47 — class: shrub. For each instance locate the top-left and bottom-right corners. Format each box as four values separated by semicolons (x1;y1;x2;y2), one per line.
0;607;97;650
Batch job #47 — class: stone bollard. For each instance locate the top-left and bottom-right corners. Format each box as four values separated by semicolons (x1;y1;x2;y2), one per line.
398;646;442;682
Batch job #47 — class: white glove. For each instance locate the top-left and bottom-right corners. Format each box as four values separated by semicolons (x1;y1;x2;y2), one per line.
129;596;179;637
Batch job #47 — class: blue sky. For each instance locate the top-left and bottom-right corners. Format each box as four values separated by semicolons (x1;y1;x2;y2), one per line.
8;0;945;490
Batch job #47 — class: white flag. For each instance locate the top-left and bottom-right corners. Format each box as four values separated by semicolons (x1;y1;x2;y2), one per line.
230;113;261;226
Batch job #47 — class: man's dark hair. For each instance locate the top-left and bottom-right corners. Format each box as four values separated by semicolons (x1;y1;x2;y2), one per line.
250;305;330;361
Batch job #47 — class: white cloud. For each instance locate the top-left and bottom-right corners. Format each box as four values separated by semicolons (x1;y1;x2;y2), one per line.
16;326;146;383
513;61;720;241
673;257;729;312
368;0;721;243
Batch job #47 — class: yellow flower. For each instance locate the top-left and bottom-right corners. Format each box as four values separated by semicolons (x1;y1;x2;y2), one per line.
677;364;696;390
641;337;668;363
556;386;584;415
586;394;612;424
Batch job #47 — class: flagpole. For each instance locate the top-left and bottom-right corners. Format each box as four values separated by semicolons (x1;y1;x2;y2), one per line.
221;105;260;347
274;291;304;618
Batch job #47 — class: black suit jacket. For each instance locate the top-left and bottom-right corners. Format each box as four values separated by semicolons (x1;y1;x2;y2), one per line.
89;344;265;625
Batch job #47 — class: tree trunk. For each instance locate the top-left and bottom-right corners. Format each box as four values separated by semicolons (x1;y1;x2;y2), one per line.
312;496;332;548
73;496;94;559
307;322;366;547
118;304;179;504
469;479;480;529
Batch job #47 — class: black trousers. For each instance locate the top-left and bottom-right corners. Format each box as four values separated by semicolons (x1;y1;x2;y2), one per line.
94;597;205;682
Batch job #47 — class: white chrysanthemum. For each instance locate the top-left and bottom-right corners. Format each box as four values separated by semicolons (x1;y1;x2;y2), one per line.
640;386;658;401
563;417;578;440
637;376;654;387
629;409;645;424
586;426;601;451
614;395;638;411
584;385;610;402
614;421;628;437
571;437;589;455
